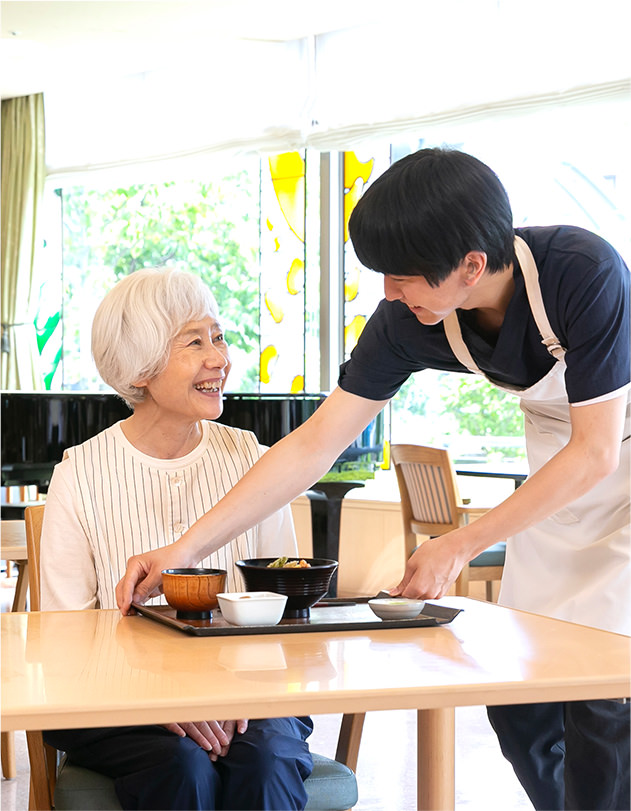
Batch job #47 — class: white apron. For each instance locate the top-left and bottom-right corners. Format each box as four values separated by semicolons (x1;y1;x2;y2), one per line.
443;236;631;634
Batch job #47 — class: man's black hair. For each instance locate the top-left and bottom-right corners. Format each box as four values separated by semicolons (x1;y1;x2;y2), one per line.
348;147;515;287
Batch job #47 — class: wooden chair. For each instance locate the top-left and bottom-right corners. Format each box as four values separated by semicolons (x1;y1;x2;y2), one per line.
391;444;505;600
1;518;29;780
24;504;364;811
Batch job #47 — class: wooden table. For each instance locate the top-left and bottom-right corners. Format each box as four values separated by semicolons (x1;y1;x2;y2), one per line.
2;598;629;810
456;464;528;490
1;520;29;612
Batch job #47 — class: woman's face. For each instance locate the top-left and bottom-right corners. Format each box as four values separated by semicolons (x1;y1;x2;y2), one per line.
139;315;231;423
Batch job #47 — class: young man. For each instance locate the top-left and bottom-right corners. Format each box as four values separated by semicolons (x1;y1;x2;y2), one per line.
118;149;630;810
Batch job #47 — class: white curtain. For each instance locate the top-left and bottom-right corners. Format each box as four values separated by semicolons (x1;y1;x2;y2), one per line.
42;0;630;182
308;0;630;146
44;37;309;183
307;79;630;151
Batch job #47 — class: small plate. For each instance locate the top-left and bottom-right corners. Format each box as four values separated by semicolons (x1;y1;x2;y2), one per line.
368;598;425;620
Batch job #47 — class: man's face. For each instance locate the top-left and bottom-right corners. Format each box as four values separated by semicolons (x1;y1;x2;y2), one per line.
383;262;473;326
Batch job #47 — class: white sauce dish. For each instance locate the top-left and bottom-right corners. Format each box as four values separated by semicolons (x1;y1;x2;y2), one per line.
368;598;425;620
217;591;287;626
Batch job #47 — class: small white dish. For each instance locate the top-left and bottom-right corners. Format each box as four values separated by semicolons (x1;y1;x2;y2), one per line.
368;598;425;621
217;591;287;626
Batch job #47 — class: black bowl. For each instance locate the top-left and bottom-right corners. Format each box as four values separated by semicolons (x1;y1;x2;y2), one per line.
235;558;338;618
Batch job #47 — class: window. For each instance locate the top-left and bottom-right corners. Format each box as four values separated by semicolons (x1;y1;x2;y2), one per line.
34;96;629;470
38;152;325;396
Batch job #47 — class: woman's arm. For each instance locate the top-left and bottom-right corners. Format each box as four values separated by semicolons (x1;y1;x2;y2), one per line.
394;392;629;598
116;387;389;612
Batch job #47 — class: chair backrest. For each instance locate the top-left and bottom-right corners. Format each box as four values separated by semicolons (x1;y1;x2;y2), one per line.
24;504;45;611
391;444;464;556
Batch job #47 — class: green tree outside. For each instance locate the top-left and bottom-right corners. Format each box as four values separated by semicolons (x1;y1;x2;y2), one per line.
59;173;261;391
45;170;526;464
392;370;526;462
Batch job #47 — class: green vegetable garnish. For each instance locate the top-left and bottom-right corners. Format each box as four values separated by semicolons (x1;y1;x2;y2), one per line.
267;556;289;568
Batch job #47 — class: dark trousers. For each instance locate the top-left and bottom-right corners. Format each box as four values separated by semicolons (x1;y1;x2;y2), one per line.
487;699;630;810
45;717;314;811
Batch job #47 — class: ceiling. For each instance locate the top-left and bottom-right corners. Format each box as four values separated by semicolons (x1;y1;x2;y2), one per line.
0;0;384;99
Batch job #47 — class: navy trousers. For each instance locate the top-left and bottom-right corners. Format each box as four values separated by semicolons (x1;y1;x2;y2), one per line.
487;699;630;810
45;716;314;810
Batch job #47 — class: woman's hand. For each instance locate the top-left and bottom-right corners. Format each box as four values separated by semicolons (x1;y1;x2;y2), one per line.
163;719;248;761
208;720;248;761
115;544;196;614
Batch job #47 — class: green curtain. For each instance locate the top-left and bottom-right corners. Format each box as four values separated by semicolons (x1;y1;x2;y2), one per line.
1;93;46;390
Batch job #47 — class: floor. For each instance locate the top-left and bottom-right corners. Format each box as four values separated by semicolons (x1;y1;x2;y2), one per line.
0;572;533;811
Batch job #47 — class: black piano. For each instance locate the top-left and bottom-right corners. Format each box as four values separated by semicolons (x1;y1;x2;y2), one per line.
1;391;385;494
1;391;386;594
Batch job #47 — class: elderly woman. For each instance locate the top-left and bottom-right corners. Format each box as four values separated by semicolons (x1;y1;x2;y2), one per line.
40;268;313;811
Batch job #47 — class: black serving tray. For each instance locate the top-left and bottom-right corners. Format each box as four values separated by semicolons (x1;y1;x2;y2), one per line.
131;601;462;637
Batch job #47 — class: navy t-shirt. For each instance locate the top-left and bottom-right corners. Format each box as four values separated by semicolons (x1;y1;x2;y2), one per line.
338;226;630;405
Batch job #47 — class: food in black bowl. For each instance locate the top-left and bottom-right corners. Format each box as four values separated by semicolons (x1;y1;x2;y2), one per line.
235;557;338;618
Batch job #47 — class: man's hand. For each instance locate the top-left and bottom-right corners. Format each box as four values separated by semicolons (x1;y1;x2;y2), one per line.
163;720;248;761
391;533;469;600
116;545;196;614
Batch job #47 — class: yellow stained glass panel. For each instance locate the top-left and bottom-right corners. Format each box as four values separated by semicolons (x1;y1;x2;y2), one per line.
264;290;284;323
260;345;278;384
344;314;366;355
287;258;305;295
269;153;306;242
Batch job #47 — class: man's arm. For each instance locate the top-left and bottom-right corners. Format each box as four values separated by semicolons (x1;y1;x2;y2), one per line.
116;387;389;612
393;392;628;599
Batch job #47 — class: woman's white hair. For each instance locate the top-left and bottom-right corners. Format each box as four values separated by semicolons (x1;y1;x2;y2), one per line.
92;268;219;406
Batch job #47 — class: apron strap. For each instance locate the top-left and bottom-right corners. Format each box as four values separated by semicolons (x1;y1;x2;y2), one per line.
514;236;567;362
444;236;567;371
443;312;481;374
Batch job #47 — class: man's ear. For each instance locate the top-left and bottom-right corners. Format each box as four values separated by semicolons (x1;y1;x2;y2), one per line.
462;251;487;286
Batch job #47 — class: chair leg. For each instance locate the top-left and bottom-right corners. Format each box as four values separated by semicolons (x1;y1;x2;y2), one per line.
44;744;58;801
12;561;29;612
1;730;16;779
335;712;366;772
26;731;54;810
